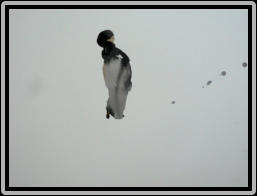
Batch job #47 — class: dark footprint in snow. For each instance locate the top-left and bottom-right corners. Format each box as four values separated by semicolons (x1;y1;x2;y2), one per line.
220;71;226;76
242;62;247;68
206;80;212;86
202;80;212;88
203;71;226;88
203;70;227;88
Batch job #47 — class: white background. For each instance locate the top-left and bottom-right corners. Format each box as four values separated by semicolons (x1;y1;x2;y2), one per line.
9;9;248;187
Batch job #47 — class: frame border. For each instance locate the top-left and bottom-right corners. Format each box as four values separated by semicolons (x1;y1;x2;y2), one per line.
3;3;254;193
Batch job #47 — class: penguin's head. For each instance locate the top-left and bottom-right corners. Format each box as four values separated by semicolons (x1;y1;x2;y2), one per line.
97;30;115;48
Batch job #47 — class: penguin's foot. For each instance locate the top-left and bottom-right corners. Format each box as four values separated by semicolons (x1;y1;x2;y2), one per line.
106;113;110;119
114;114;125;119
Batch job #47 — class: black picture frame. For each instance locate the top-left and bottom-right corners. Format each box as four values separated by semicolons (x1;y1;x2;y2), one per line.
4;2;253;193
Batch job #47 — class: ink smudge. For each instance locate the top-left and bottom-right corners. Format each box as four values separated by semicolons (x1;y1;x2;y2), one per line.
206;80;212;86
220;71;226;76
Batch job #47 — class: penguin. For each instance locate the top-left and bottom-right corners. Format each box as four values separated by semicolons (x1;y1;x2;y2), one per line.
97;30;132;119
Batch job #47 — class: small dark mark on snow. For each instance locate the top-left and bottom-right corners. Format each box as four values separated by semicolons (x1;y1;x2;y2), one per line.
206;80;212;85
220;71;226;76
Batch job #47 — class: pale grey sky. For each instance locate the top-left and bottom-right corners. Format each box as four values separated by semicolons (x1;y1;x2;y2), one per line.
9;9;248;187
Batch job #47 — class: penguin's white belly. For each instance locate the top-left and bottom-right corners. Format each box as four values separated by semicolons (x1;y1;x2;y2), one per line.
103;58;122;88
103;58;129;119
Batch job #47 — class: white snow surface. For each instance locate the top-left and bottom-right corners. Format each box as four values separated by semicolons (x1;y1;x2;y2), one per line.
9;9;248;187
